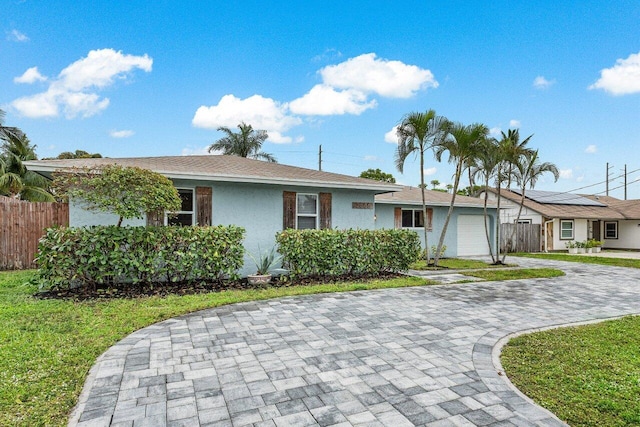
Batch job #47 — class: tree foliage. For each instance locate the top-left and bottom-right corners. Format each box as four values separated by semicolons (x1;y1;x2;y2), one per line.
359;168;396;183
53;165;181;226
208;122;276;162
0;110;54;201
44;150;103;160
395;109;449;262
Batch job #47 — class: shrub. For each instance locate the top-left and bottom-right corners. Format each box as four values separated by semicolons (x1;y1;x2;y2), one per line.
276;229;421;279
35;225;245;290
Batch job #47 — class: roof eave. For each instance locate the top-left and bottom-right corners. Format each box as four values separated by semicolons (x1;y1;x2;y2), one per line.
23;163;401;193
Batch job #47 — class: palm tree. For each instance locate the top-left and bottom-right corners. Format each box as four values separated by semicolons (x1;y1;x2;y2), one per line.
501;149;559;261
493;129;535;262
395;109;449;262
208;122;276;162
0;132;54;201
471;137;501;263
430;179;440;190
433;122;488;265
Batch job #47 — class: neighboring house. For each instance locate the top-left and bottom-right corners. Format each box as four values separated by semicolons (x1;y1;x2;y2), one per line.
25;156;498;274
375;186;498;257
481;188;640;251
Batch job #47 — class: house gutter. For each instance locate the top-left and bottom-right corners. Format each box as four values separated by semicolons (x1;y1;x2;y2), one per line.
543;218;554;253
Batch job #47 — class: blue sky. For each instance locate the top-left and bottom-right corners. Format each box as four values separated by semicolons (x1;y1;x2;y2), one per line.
3;1;640;198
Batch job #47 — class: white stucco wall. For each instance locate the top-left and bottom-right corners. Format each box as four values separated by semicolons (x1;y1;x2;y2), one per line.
374;203;497;257
69;179;379;276
552;218;589;250
602;220;640;249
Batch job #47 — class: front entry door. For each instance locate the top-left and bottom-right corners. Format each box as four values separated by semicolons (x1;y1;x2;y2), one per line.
592;220;601;241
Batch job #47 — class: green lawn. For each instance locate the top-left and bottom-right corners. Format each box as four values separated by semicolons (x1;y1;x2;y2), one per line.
461;268;564;281
0;270;432;427
501;316;640;426
513;252;640;269
410;258;515;270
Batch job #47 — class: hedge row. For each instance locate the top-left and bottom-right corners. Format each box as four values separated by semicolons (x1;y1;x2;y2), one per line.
276;228;421;278
36;225;245;290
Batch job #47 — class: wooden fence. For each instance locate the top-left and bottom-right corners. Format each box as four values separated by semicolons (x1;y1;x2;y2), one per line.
500;223;541;253
0;199;69;270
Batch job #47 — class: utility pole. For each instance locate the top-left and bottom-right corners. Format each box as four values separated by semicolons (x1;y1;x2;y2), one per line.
606;162;614;196
624;164;627;200
318;144;322;171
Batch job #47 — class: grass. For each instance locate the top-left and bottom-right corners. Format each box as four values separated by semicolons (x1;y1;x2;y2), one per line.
410;258;515;270
513;252;640;269
501;316;640;426
0;270;434;427
461;268;565;281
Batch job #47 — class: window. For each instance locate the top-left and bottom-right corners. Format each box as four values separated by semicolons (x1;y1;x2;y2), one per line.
168;188;194;226
296;194;318;229
401;209;432;230
604;221;618;239
560;220;574;240
517;219;532;224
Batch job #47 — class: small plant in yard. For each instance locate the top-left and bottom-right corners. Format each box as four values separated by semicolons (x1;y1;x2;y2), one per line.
248;246;282;285
249;246;282;275
430;244;447;258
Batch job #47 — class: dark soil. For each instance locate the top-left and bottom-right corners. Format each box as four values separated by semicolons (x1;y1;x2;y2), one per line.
35;272;402;301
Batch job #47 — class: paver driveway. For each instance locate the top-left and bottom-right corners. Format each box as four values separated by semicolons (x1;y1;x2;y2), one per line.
71;258;640;427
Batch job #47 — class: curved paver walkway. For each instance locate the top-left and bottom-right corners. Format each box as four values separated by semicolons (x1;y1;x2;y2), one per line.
71;258;640;427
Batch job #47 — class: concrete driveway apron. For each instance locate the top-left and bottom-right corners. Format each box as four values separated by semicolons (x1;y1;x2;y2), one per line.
70;257;640;427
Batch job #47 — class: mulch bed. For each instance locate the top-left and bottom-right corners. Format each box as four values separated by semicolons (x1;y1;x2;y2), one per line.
35;272;402;301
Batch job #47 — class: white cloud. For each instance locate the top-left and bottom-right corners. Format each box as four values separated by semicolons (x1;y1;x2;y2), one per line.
384;126;399;143
289;85;376;116
424;167;437;176
489;127;502;137
192;94;302;144
181;146;213;156
311;48;343;63
509;119;521;128
559;169;573;179
320;53;438;98
14;67;47;84
585;144;597;154
7;29;29;42
589;51;640;95
533;76;555;89
109;129;135;138
11;49;152;118
576;175;584;182
363;155;380;161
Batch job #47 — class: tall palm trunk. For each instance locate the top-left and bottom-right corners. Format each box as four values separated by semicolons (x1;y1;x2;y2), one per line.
434;161;462;265
482;177;497;263
420;152;430;263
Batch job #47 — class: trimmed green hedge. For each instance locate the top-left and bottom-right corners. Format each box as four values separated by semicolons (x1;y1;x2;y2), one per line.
276;229;420;278
36;225;245;289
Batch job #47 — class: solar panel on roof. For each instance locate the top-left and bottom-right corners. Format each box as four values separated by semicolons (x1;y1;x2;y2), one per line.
510;189;607;206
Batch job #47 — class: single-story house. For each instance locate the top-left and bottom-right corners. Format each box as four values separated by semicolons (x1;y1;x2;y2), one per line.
375;186;497;257
25;156;497;273
481;188;640;251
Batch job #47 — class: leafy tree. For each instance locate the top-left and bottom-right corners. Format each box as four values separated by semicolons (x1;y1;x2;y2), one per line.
208;122;276;162
494;129;535;262
0;111;54;201
395;109;449;262
53;165;181;227
430;179;440;189
433;122;488;265
501;149;558;260
45;150;103;160
359;168;396;183
471;137;501;263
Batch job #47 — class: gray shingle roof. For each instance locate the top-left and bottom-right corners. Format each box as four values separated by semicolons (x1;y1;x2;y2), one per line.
24;155;400;192
491;188;640;220
375;186;493;208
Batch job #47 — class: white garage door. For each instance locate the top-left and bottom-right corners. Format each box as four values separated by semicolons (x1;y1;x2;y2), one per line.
457;215;490;256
